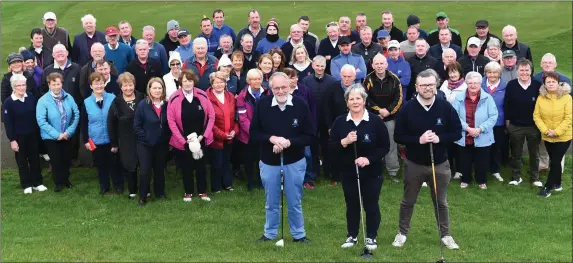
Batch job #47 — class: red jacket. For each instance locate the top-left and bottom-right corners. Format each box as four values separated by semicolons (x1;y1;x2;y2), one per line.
206;87;239;149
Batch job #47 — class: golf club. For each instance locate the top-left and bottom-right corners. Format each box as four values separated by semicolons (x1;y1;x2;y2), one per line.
430;143;446;263
275;152;285;248
354;142;373;259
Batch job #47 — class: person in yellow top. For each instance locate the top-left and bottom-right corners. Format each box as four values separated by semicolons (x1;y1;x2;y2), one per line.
533;72;572;197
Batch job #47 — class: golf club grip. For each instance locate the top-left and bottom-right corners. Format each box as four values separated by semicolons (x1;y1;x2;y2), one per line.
353;142;360;175
429;143;434;163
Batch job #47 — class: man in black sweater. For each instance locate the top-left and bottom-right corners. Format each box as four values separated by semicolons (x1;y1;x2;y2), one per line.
250;72;313;244
392;69;461;250
406;39;439;101
457;37;489;77
504;59;542;187
126;39;163;95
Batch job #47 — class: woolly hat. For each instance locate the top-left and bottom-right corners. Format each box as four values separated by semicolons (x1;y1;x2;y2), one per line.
168;51;182;65
267;18;279;34
20;50;35;61
218;54;232;68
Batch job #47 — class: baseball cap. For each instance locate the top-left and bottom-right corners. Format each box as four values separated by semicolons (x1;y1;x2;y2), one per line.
167;20;180;31
467;37;481;47
475;20;489;28
377;30;390;39
177;28;190;37
502;50;517;58
43;11;56;21
6;53;24;65
436;12;448;19
105;26;119;36
338;36;351;45
388;40;400;49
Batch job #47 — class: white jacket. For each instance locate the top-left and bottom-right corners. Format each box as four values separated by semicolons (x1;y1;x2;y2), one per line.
440;81;467;104
163;72;179;100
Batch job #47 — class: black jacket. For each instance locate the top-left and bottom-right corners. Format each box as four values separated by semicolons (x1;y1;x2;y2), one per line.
372;25;405;43
241;51;261;72
464;32;500;55
427;27;462;47
318;37;341;75
302;73;337;127
363;70;403;121
457;54;490;77
281;40;316;63
125;58;163;95
41;62;82;104
351;42;383;74
1;71;39;104
406;54;439;100
108;91;145;171
133;99;171;146
27;45;54;69
323;81;349;129
79;60;119;99
159;33;180;53
501;40;533;71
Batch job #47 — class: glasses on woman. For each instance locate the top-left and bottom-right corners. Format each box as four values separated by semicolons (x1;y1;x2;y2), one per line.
170;62;181;67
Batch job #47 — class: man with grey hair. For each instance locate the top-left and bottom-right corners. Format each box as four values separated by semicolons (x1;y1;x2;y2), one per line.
118;21;137;46
136;25;169;74
126;39;163;94
72;14;107;67
281;23;316;63
533;53;572;87
393;68;461;250
352;13;367;39
251;71;313;244
235;9;266;50
501;25;532;72
501;49;518;83
351;26;382;74
159;19;180;53
79;42;119;99
214;34;234;59
435;47;457;81
182;37;219;90
41;11;72;54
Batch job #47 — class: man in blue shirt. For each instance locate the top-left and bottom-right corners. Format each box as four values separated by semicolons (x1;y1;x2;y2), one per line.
197;18;219;56
212;9;236;42
330;36;367;82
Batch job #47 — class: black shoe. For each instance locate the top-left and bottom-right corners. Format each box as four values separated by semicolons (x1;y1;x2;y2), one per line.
138;199;146;206
99;189;110;195
54;184;62;192
293;236;312;244
65;182;73;188
538;188;551;198
256;235;272;242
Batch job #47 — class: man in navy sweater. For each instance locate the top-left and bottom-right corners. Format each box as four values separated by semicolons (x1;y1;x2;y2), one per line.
392;69;461;250
504;59;542;187
250;72;314;244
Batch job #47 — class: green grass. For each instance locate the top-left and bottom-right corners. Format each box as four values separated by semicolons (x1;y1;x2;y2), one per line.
1;156;572;262
1;2;572;77
1;2;572;262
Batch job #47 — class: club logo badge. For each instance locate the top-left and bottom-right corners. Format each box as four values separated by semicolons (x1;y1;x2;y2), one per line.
292;118;298;127
436;118;443;126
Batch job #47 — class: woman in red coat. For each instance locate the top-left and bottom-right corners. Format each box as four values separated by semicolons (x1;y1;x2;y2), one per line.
207;71;239;192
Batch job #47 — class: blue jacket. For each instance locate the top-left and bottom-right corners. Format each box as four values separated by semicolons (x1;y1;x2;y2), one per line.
36;90;80;140
213;24;237;42
256;38;286;54
134;42;168;74
175;43;194;63
330;52;367;82
196;33;220;55
452;88;498;147
82;92;115;145
387;56;411;88
72;31;107;67
481;77;507;126
533;71;572;88
104;43;134;74
184;54;219;91
226;75;239;95
133;100;171;146
429;44;463;60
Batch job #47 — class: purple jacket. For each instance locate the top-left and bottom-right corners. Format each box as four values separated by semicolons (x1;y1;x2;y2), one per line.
31;66;43;89
236;86;268;144
167;88;215;150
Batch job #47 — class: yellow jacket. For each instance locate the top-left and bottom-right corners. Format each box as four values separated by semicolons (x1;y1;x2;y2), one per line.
533;83;572;142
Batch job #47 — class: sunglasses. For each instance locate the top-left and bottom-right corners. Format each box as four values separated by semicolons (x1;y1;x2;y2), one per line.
170;62;181;67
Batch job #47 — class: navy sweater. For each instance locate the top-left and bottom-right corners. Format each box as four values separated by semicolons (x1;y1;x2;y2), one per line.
249;95;314;165
133;100;171;146
2;93;38;141
504;79;541;127
329;111;390;179
394;98;462;166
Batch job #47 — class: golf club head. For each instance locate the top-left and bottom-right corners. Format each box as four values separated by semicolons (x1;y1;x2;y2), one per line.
275;239;284;247
360;247;373;259
435;259;446;263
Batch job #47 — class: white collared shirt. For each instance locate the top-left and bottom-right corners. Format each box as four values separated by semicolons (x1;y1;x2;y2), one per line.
183;90;194;103
441;43;450;49
330;39;338;48
271;94;294;111
346;110;370;126
11;93;28;102
34;47;43;54
289;85;299;95
53;61;70;70
416;94;436;111
104;77;111;87
518;79;531;90
108;43;118;51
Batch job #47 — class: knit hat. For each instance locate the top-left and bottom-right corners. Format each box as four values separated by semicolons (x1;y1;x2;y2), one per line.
406;15;420;27
167;20;180;31
168;51;182;65
218;54;232;68
20;50;35;61
267;19;279;34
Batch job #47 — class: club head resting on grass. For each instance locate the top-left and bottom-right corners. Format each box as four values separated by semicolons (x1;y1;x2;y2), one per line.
436;259;446;263
361;247;373;259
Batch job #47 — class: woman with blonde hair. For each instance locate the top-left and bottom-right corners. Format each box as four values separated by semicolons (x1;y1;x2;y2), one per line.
289;45;314;80
533;72;572;197
133;77;171;206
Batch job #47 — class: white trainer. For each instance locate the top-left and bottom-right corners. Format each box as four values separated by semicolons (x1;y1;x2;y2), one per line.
365;238;377;250
32;185;48;192
24;187;33;194
533;181;543;188
460;182;468;189
392;233;407;247
41;154;50;161
492;173;503;182
199;194;211;201
453;172;462;179
183;193;192;202
508;177;523;185
341;236;357;248
422;182;428;187
441;236;459;250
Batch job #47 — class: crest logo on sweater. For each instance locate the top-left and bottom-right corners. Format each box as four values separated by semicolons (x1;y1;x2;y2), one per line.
292;118;299;128
72;77;75;82
436;118;443;126
532;97;536;102
363;134;371;143
198;105;202;111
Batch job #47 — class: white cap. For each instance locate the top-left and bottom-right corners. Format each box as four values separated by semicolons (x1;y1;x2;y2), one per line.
467;37;481;47
43;12;57;21
168;51;182;65
388;40;400;49
218;54;232;68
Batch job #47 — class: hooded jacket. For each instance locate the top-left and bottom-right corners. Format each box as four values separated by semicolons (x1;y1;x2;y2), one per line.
533;83;572;142
167;88;215;150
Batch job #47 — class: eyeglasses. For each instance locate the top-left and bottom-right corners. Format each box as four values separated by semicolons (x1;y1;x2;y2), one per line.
271;86;289;92
170;63;181;67
417;83;436;89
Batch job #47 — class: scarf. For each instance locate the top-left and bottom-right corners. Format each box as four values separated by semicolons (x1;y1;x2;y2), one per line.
447;78;464;90
266;33;279;42
51;91;67;132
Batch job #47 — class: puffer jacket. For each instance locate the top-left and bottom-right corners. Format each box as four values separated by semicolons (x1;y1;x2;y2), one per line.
533;83;572;142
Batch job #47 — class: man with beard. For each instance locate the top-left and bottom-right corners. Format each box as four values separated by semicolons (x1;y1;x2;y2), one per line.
251;72;313;244
159;20;180;53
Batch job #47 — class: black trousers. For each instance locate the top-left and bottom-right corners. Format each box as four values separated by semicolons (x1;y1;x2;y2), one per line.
447;143;461;176
320;126;338;181
178;147;207;195
70;125;80;160
14;133;43;188
342;171;382;239
459;145;491;184
230;139;243;174
211;144;233;192
544;140;571;188
92;143;123;191
137;143;168;200
243;141;261;189
124;167;138;195
44;139;72;185
490;126;508;173
310;135;320;180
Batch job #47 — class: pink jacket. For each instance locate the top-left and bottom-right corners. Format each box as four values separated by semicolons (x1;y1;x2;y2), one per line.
167;88;215;150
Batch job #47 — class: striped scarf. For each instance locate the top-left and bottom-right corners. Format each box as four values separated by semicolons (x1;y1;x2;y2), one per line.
51;91;67;132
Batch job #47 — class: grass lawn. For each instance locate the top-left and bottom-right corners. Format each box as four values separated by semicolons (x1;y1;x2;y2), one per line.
1;1;572;262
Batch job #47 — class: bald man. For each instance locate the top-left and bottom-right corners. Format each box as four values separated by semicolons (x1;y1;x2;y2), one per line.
79;43;118;99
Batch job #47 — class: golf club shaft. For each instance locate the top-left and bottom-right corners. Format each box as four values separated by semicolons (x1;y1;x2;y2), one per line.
429;143;445;260
353;142;368;248
280;152;284;242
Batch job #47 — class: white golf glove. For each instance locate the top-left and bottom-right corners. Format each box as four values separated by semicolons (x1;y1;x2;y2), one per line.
187;132;203;160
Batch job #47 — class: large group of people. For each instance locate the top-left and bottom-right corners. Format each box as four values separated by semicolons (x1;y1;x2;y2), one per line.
2;8;571;250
